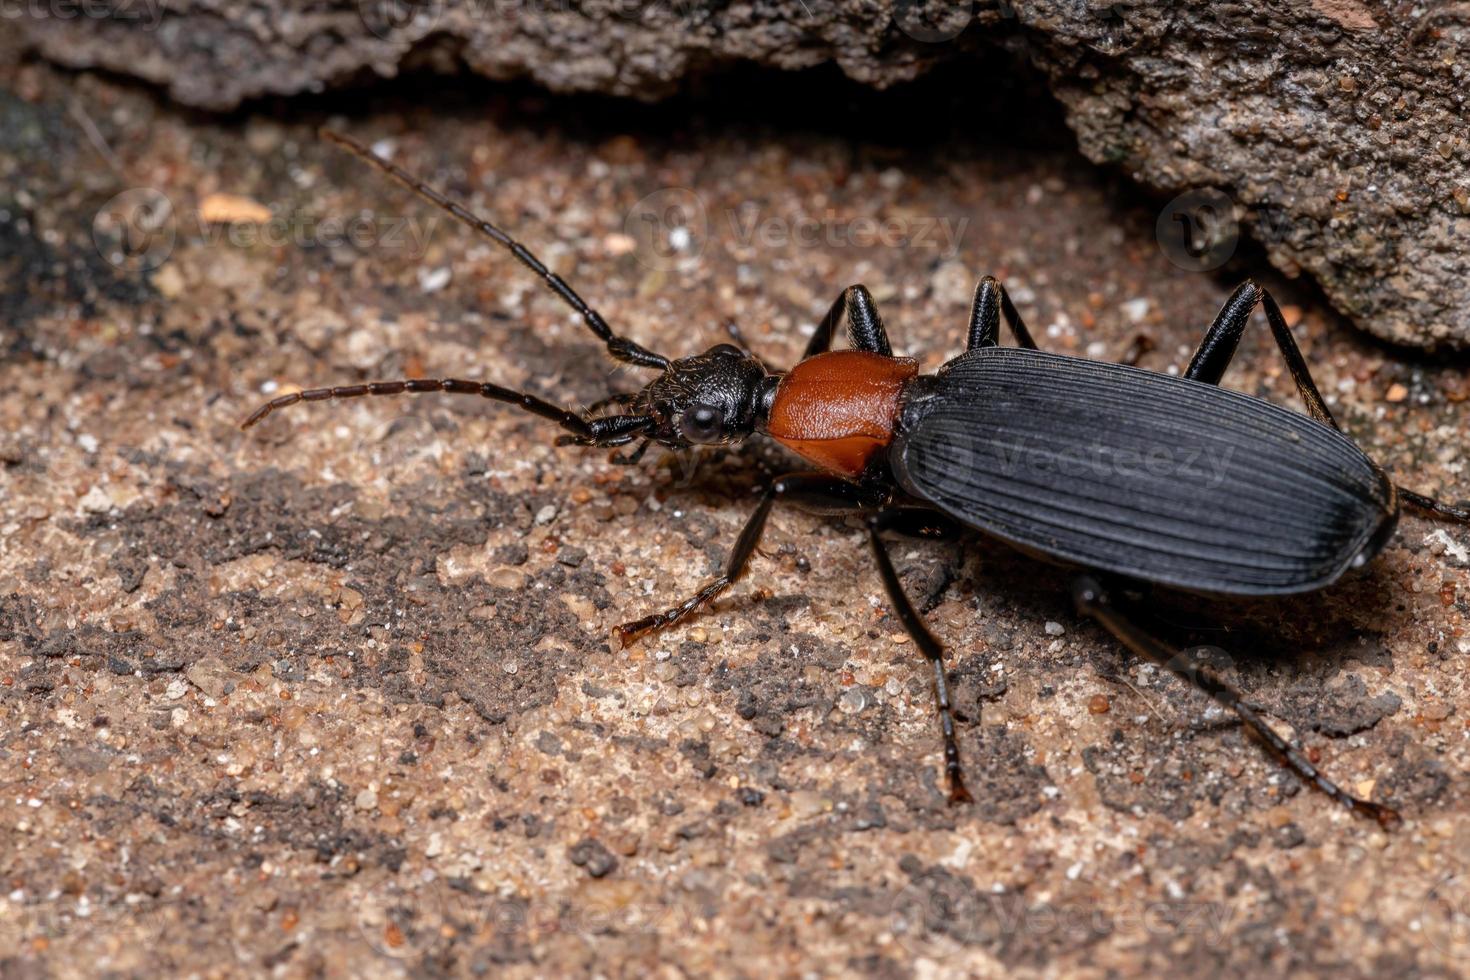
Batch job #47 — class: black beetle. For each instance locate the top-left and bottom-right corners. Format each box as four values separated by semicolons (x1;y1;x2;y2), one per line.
245;130;1470;829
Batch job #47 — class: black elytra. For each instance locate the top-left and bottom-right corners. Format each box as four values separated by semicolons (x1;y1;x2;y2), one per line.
243;130;1470;829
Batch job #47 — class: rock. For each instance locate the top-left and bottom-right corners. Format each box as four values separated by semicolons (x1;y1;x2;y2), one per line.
185;656;237;700
17;1;977;109
19;1;1470;347
1017;0;1470;350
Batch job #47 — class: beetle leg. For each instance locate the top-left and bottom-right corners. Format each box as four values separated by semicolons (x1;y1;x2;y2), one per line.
1397;487;1470;525
803;285;894;360
966;276;1038;351
1191;283;1470;523
871;507;963;542
608;439;652;466
613;475;888;646
868;512;973;805
1186;281;1336;427
241;376;652;449
1072;575;1402;831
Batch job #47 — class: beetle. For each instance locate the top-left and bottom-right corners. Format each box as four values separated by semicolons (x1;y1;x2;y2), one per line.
245;130;1470;829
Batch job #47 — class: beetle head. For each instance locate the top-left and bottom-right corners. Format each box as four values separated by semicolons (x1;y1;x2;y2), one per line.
632;343;774;448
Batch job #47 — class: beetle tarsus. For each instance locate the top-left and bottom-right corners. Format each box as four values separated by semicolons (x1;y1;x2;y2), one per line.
1076;575;1400;830
948;778;974;806
1359;800;1402;831
614;578;730;647
1398;487;1470;525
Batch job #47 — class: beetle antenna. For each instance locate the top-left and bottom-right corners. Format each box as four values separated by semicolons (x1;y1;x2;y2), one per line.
321;128;670;371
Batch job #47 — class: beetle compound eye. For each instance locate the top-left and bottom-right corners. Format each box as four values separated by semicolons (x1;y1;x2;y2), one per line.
680;404;725;443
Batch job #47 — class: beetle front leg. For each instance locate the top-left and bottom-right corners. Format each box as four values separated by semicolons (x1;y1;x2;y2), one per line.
803;285;894;359
1072;575;1401;830
613;475;888;646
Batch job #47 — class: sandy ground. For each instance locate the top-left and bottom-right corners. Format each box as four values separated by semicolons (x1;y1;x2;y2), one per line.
2;53;1470;979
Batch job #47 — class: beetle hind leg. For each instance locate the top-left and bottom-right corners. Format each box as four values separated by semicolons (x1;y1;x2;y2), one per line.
1192;282;1469;527
1072;575;1401;831
1398;487;1470;525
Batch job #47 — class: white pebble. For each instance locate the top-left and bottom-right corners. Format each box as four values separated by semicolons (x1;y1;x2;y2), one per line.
418;266;452;293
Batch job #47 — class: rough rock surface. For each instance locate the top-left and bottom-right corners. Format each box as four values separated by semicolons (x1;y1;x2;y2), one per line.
16;0;1470;349
4;48;1470;978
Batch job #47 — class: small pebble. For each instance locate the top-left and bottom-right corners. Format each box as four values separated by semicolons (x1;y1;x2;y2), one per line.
1044;621;1066;636
418;266;452;293
1088;694;1110;714
489;567;526;589
535;504;558;525
1385;383;1408;403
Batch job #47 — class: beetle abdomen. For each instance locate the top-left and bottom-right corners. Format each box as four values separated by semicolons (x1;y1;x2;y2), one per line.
891;347;1396;595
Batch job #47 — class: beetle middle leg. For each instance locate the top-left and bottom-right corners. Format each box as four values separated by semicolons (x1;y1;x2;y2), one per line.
868;511;973;804
1072;575;1402;830
966;276;1038;351
613;474;889;646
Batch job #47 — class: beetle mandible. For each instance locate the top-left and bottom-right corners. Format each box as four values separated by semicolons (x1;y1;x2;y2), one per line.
244;130;1470;829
